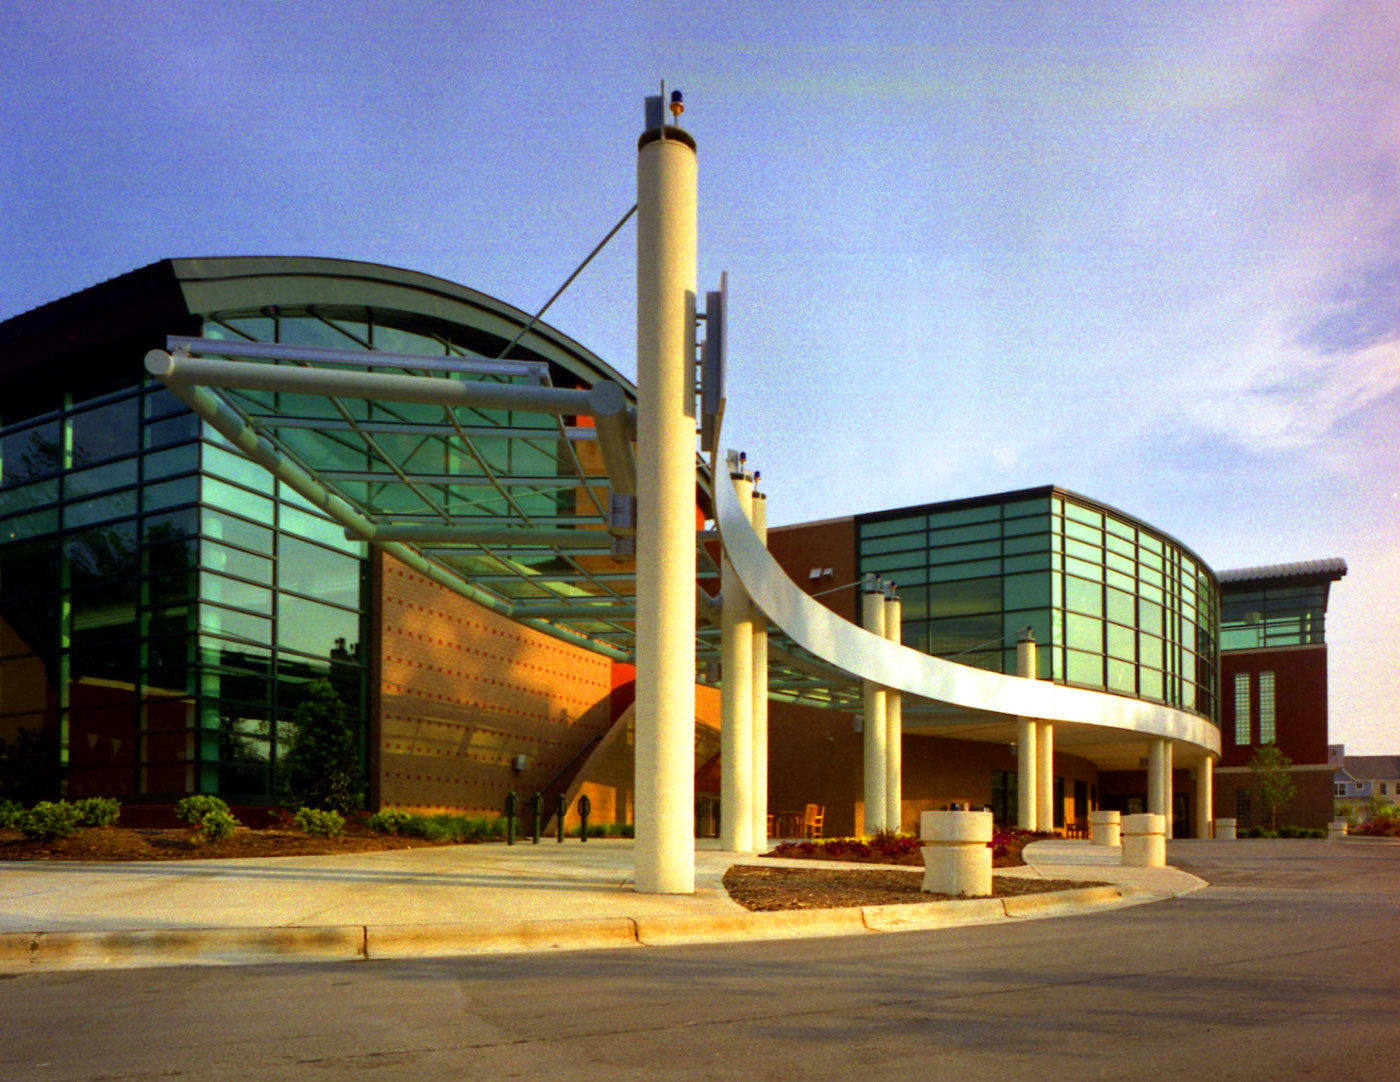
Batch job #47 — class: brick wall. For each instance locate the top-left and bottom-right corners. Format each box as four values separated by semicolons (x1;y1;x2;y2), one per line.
375;555;617;815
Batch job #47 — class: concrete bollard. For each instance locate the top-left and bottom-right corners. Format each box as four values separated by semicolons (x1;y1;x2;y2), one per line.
1121;813;1167;867
919;810;993;898
1328;819;1349;840
1089;810;1121;847
1213;818;1237;840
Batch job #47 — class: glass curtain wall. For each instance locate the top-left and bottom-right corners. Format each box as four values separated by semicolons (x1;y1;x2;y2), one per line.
1219;583;1328;650
857;490;1219;723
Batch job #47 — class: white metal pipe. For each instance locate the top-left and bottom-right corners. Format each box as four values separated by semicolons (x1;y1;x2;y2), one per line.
148;350;592;415
750;491;769;851
862;588;887;834
363;526;619;548
632;118;699;893
883;593;902;833
589;381;638;497
720;473;754;852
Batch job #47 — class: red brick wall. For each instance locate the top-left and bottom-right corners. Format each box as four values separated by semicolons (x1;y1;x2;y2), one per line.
765;518;859;623
375;555;617;815
1219;645;1329;768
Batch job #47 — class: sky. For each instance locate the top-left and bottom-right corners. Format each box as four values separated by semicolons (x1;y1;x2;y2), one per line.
1;0;1396;754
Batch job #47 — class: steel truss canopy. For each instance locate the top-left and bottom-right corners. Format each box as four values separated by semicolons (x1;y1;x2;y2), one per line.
144;335;854;706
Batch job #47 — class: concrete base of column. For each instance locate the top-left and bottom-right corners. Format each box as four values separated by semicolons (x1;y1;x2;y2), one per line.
919;810;993;898
1213;818;1237;840
1328;819;1349;840
1088;810;1121;847
1121;813;1166;867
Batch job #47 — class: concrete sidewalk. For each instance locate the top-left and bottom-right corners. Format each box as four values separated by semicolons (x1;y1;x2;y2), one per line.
0;838;1204;972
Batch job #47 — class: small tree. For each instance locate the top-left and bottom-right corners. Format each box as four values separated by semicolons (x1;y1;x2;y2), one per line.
280;680;361;813
0;726;62;805
1249;744;1296;831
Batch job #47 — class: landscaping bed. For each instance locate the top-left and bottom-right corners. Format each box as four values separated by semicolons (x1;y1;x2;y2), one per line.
0;822;451;862
724;865;1106;911
762;829;1044;869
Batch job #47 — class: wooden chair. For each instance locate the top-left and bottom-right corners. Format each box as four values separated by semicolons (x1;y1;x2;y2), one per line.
802;803;825;839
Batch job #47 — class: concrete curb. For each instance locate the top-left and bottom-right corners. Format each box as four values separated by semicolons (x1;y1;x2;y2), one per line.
0;883;1147;974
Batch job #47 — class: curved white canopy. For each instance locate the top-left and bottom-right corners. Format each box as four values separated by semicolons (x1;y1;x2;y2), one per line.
715;462;1219;758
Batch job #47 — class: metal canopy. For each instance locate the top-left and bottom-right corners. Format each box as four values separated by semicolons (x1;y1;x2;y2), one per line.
145;335;868;707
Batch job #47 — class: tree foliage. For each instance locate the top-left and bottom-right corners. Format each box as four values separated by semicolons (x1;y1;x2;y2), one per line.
1249;744;1296;831
280;680;360;813
0;726;62;805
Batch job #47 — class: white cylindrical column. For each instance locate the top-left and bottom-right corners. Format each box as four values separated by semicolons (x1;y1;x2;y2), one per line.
1036;721;1054;833
1015;634;1038;831
1121;812;1167;867
920;810;993;898
720;472;754;852
1195;756;1213;839
1163;740;1175;838
1017;718;1038;830
1089;809;1121;846
1147;739;1166;818
862;586;887;835
749;490;769;852
633;116;698;894
883;591;903;833
1213;818;1237;840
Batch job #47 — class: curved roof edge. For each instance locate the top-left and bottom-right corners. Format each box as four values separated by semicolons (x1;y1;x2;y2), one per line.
1218;558;1348;586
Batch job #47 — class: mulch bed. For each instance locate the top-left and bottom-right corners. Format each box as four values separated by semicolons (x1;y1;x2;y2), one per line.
0;824;453;862
724;865;1106;911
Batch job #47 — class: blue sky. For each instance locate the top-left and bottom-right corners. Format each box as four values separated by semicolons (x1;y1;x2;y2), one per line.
2;0;1396;754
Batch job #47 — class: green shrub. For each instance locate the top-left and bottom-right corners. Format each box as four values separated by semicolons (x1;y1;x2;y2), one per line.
368;810;414;835
18;800;82;840
0;798;22;829
1243;825;1278;839
175;794;231;825
73;797;121;828
1277;824;1324;839
294;807;345;837
175;795;241;842
198;809;238;843
368;811;501;843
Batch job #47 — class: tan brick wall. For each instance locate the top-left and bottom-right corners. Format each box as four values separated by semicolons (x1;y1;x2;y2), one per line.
376;557;616;815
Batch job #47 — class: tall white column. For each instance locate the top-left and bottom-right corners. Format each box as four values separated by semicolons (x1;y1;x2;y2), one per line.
883;590;902;833
1036;720;1054;833
720;471;754;852
1195;755;1213;839
1163;740;1175;838
1147;739;1166;818
862;585;887;834
633;115;698;894
749;490;769;851
1017;718;1037;830
1016;634;1037;830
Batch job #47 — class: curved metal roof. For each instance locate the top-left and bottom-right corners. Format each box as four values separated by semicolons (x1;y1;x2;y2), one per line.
1217;558;1348;585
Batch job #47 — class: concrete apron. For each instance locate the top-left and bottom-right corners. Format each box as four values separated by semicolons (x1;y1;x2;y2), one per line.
0;839;1201;973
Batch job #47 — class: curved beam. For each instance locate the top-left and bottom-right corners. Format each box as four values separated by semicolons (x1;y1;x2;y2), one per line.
715;463;1219;754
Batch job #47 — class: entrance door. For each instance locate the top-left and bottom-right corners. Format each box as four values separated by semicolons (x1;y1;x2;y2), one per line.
1173;792;1190;838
